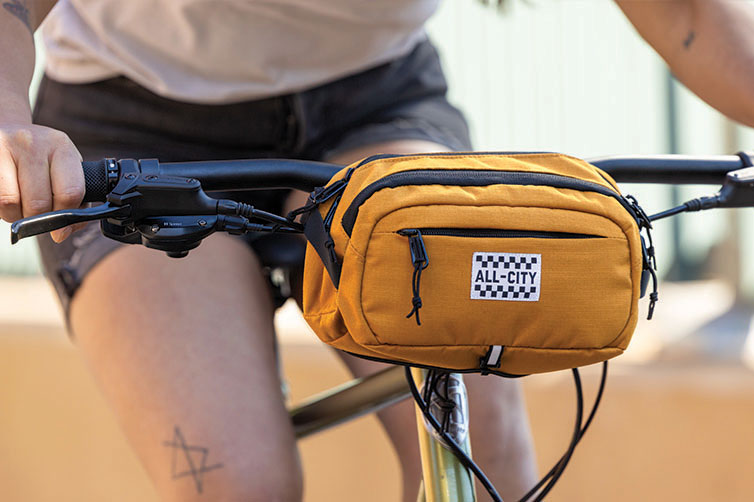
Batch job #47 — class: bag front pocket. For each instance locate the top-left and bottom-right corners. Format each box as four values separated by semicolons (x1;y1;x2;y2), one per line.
357;225;635;352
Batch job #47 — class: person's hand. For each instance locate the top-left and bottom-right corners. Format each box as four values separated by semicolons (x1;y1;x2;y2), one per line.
0;122;85;242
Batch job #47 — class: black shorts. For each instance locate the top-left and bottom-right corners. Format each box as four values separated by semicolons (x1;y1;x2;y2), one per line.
34;39;472;315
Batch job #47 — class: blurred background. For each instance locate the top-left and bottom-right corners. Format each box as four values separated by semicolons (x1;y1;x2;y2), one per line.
3;1;754;500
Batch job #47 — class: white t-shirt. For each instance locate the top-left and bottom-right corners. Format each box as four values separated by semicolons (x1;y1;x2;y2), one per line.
41;0;439;104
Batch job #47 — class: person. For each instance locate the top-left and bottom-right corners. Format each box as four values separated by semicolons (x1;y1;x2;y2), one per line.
1;1;753;501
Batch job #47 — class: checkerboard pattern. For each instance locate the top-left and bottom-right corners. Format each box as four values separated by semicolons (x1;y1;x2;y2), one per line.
475;254;538;271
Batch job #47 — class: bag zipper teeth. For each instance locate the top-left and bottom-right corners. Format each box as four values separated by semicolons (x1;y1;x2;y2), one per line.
410;228;603;239
342;169;629;236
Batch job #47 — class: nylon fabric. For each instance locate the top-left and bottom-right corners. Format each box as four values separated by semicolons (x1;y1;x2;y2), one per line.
301;152;648;374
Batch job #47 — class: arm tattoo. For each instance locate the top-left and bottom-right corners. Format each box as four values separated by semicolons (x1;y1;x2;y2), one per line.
2;0;31;33
683;30;696;50
163;426;224;494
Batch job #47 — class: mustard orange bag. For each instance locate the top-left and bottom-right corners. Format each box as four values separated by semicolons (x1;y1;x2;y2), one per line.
299;152;657;375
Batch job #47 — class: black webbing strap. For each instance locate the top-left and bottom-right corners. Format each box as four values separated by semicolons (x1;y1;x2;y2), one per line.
303;209;342;287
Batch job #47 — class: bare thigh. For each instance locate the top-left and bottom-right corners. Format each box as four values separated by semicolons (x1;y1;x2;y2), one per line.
70;234;301;502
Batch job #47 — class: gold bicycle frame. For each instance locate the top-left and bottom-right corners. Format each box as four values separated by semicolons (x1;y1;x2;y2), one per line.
288;365;476;502
412;368;477;502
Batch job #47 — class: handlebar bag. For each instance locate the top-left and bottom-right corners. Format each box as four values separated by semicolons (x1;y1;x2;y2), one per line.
299;152;655;375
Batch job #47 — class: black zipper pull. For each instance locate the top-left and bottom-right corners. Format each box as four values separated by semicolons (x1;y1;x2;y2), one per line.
628;195;660;319
399;229;429;326
313;179;348;205
287;179;348;223
640;232;659;320
626;195;653;228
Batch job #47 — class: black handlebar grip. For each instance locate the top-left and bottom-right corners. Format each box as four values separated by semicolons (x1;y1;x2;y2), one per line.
81;159;110;203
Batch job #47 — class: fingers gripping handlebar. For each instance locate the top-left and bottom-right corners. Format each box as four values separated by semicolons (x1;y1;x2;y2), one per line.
13;158;336;257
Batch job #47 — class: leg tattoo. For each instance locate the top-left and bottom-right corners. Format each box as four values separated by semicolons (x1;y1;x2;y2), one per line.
163;426;224;494
2;0;31;33
683;30;696;50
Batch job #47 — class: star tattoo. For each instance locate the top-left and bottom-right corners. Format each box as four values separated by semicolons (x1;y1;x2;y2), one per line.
162;426;224;494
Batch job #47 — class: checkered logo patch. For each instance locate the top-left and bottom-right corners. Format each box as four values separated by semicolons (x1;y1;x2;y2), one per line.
470;252;541;301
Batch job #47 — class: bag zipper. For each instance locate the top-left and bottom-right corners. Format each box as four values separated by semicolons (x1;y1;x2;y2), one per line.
397;228;602;325
414;228;603;240
342;169;634;236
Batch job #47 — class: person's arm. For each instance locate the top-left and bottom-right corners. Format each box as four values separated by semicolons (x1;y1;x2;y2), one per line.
0;0;83;241
615;0;754;128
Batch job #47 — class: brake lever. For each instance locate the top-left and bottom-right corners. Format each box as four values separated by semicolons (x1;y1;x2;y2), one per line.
10;203;131;243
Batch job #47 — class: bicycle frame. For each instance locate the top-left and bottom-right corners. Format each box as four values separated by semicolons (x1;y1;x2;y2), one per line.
288;366;476;501
290;365;409;438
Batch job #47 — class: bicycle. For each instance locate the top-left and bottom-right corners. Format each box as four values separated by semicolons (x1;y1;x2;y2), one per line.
11;152;754;501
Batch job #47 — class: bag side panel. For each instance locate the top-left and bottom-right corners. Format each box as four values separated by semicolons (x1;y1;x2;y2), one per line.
302;242;348;344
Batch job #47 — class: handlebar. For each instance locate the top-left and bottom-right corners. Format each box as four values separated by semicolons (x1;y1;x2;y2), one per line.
80;154;747;203
81;158;343;203
13;151;753;257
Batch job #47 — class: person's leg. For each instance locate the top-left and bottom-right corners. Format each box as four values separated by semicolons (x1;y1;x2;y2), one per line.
324;141;539;502
69;234;302;502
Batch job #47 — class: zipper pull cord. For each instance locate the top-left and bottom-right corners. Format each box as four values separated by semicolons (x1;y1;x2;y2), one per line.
407;263;425;325
647;265;659;320
401;229;429;326
286;178;348;222
632;194;659;319
642;217;658;319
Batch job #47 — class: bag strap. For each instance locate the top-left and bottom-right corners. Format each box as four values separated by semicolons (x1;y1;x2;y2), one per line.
303;209;342;287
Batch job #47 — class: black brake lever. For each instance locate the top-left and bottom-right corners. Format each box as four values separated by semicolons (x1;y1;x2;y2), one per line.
9;160;302;258
10;203;131;243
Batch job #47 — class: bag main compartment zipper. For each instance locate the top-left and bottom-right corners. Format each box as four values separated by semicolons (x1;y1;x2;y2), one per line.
342;168;634;236
415;228;603;239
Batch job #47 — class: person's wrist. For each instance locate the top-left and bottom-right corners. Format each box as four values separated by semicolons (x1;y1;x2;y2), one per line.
0;80;33;125
0;103;32;126
0;104;32;126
